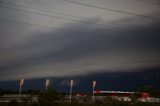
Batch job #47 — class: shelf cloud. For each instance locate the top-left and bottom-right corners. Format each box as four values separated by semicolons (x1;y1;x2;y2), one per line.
0;0;160;80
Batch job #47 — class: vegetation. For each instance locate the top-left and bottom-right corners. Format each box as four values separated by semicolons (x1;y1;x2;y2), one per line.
0;89;40;95
0;87;160;106
0;100;160;106
38;88;62;106
137;86;160;98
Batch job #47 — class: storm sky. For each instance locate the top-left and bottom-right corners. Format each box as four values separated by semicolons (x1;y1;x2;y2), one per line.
0;0;160;81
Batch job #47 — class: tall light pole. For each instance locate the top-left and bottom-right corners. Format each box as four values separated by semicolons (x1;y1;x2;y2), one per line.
19;78;24;102
92;80;96;101
19;78;24;95
69;80;73;102
45;79;50;91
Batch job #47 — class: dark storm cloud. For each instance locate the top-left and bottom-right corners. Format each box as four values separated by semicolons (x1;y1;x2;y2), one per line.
0;16;160;80
0;0;160;80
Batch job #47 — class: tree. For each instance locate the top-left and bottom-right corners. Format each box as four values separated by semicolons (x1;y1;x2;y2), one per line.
137;86;160;97
38;88;62;106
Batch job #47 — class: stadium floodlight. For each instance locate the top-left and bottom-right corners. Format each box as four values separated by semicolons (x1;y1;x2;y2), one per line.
19;78;24;95
69;80;74;102
45;79;50;91
92;80;96;101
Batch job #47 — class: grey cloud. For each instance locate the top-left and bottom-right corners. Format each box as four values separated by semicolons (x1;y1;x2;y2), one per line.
0;17;160;80
0;0;160;80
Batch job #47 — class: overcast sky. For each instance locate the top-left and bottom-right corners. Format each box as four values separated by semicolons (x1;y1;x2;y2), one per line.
0;0;160;81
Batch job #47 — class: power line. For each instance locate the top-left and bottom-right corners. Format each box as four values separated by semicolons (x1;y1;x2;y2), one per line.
0;5;78;23
59;0;160;21
0;3;142;32
0;0;159;35
1;0;160;23
0;0;84;21
0;0;158;33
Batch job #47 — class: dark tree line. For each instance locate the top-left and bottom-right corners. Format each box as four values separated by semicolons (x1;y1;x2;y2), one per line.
136;86;160;98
